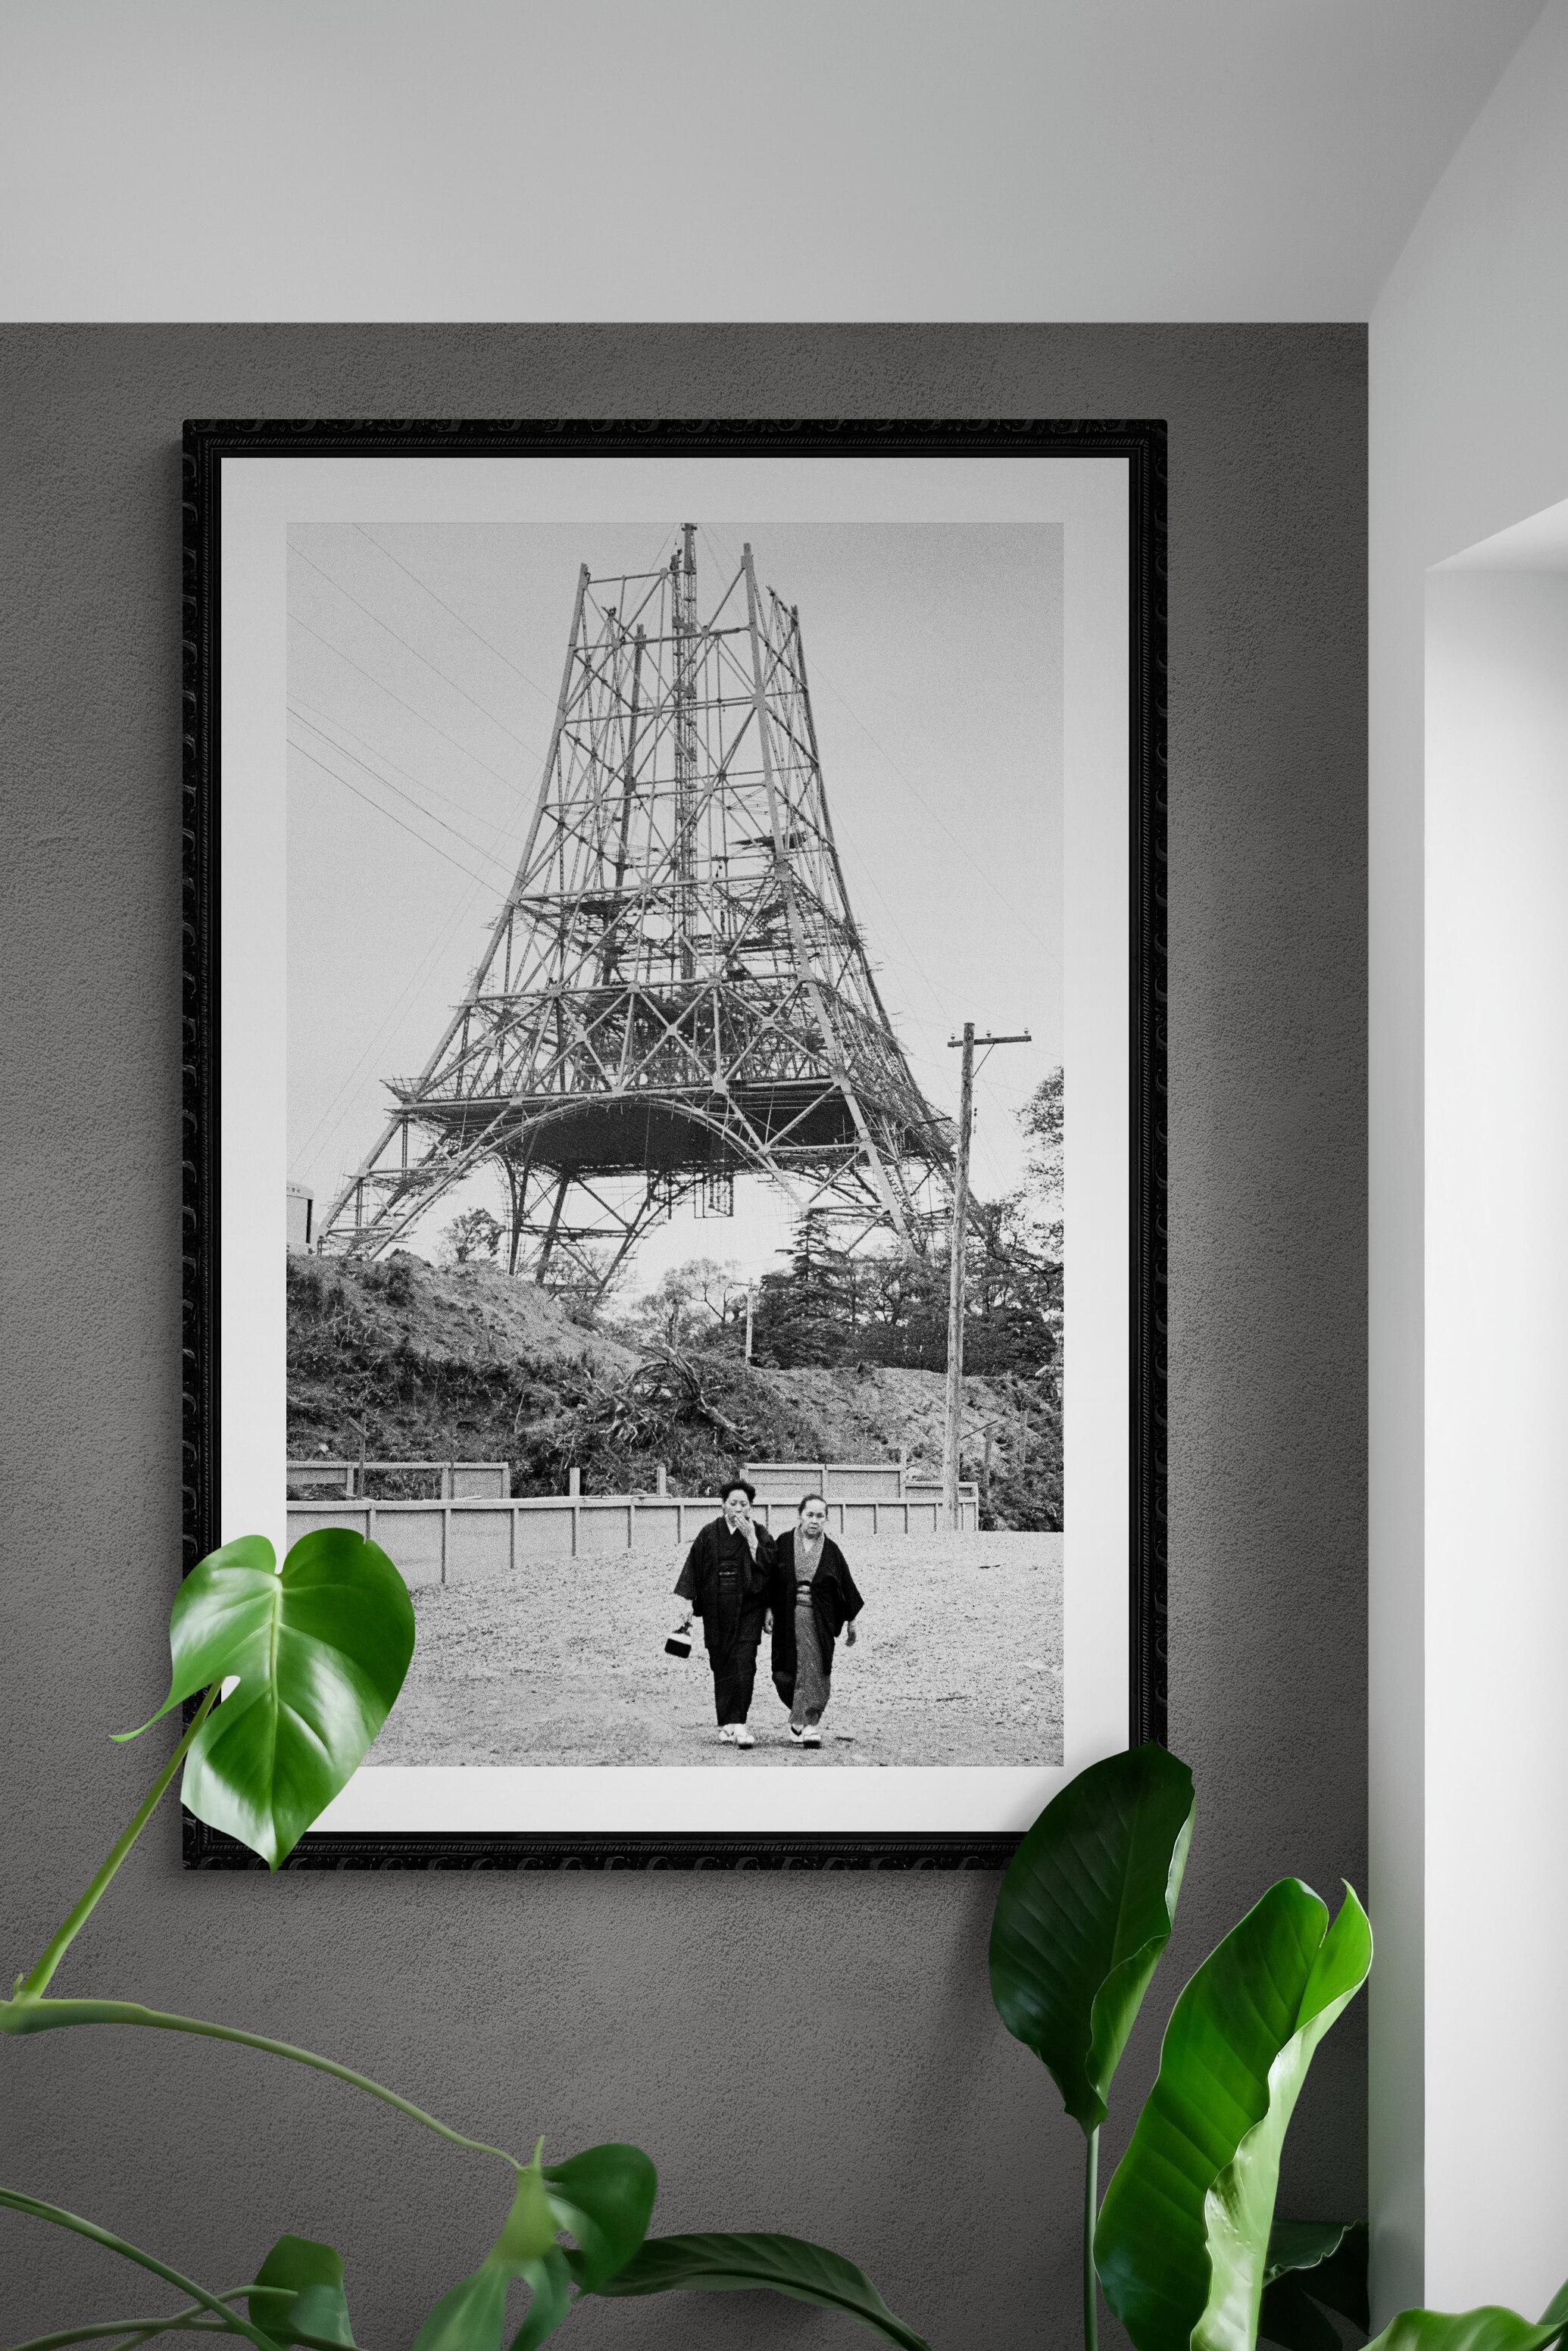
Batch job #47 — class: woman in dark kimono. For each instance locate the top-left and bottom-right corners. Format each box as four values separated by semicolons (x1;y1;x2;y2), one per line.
672;1478;776;1747
770;1494;863;1747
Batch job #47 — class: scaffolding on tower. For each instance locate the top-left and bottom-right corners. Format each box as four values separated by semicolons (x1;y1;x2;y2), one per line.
314;526;954;1294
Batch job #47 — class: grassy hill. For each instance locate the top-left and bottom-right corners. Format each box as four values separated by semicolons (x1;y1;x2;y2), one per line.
286;1251;1062;1529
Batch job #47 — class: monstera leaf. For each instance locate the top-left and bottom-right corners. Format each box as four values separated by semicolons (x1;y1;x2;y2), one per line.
544;2145;657;2292
1095;1878;1372;2351
413;2143;657;2351
1260;2221;1369;2351
248;2234;358;2347
595;2232;932;2350
120;1529;414;1868
989;1744;1195;2132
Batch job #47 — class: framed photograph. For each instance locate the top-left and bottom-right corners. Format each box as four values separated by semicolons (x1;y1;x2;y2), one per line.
183;418;1166;1869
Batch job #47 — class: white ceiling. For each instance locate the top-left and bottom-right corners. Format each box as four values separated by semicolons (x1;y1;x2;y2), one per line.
0;0;1550;322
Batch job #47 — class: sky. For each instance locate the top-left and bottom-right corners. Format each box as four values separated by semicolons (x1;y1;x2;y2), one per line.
286;507;1062;1294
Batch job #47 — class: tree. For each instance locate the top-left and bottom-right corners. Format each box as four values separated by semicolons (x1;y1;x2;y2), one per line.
1020;1065;1064;1252
965;1193;1060;1375
854;1244;948;1368
627;1257;742;1350
751;1213;864;1367
443;1207;502;1266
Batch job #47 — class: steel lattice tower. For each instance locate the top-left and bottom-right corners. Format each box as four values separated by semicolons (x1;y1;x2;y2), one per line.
316;528;952;1291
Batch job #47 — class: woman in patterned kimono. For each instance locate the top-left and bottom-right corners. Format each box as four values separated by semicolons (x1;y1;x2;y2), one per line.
769;1494;863;1747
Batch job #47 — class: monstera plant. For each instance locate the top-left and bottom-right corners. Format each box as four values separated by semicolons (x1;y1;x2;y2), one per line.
1;1531;929;2351
989;1744;1568;2351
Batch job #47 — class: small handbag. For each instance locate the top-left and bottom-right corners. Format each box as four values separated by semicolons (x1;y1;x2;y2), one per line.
664;1619;692;1659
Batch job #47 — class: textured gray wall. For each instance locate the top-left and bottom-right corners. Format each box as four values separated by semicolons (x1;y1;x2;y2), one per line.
0;326;1367;2349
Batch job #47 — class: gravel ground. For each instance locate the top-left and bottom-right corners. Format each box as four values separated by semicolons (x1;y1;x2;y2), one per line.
370;1530;1064;1769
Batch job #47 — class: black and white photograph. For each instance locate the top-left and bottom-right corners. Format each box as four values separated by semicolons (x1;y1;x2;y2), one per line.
284;503;1066;1776
195;425;1159;1856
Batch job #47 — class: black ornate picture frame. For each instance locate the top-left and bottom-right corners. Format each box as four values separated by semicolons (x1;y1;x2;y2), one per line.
182;417;1166;1871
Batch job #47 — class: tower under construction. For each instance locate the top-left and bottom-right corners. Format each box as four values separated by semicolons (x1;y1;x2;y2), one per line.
315;528;951;1291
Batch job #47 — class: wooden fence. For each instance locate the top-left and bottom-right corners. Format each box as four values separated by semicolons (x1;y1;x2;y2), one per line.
287;1486;979;1586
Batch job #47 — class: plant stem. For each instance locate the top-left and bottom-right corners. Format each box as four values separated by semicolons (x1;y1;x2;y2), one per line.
0;1997;521;2170
2;2285;296;2351
5;2320;354;2351
14;1687;220;2002
0;2190;275;2351
5;2321;227;2349
1083;2125;1099;2351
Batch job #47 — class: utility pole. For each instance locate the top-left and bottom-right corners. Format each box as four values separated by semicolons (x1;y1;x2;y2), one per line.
943;1023;1032;1530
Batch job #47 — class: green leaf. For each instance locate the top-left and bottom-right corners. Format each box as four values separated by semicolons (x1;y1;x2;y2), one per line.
1260;2222;1369;2351
989;1744;1195;2132
508;2250;573;2351
492;2140;657;2288
414;2266;509;2351
1265;2221;1369;2307
489;2159;560;2269
249;2234;358;2348
114;1535;280;1738
594;2231;932;2351
1095;1878;1373;2351
1367;2294;1568;2351
415;2140;658;2351
545;2143;657;2291
151;1528;414;1869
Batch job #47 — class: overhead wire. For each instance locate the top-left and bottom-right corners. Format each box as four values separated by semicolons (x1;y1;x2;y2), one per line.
289;839;509;1186
352;526;557;710
286;734;504;893
286;526;618;1200
699;522;1051;954
290;540;547;762
291;695;514;835
286;760;517;1184
287;617;542;1185
291;899;472;1186
830;828;969;1099
289;611;533;803
289;710;517;871
807;664;1052;954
